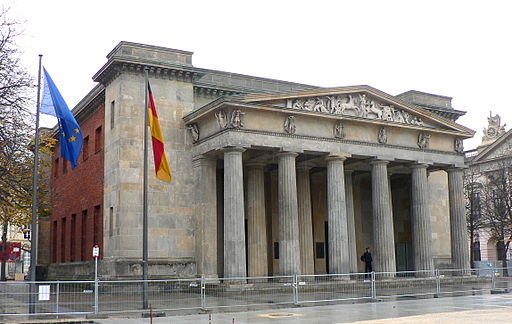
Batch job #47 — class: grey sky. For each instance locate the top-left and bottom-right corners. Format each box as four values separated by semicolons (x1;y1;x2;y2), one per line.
9;0;512;150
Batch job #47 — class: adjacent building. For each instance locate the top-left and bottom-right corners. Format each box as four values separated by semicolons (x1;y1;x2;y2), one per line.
45;42;474;279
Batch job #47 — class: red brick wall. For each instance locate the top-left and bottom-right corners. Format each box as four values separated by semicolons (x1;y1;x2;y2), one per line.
50;105;105;263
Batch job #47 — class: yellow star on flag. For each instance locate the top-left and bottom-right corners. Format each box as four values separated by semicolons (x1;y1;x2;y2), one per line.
68;136;76;142
61;132;65;137
74;128;80;133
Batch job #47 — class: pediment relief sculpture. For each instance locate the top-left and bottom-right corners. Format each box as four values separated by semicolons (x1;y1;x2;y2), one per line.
377;127;387;144
334;122;345;139
284;115;296;134
291;94;424;126
188;123;199;143
418;132;431;149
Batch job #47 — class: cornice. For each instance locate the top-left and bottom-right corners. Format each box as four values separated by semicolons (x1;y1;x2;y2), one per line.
93;58;204;85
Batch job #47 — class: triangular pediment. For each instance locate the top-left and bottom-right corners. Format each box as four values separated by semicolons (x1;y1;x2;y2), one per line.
241;85;474;137
473;129;512;162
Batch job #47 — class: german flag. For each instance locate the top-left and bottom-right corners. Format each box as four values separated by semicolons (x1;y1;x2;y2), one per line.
147;82;172;182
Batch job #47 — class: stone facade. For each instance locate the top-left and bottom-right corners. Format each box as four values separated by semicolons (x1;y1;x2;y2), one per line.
48;42;475;279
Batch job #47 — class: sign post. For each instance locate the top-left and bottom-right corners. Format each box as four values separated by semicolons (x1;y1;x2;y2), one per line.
92;245;99;314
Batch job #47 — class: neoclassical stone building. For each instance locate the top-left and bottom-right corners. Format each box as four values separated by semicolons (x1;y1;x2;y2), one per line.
47;42;474;279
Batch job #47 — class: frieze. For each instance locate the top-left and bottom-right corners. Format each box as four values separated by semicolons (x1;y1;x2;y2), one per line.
290;94;424;126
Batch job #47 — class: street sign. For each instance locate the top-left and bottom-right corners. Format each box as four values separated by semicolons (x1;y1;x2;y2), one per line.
92;245;100;257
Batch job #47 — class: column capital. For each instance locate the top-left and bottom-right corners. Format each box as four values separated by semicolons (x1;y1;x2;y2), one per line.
223;146;246;154
344;169;354;176
296;164;313;172
192;155;217;168
410;163;430;170
276;151;299;158
369;159;390;166
446;166;468;173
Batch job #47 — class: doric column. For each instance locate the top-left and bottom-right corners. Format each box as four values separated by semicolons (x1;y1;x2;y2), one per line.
326;155;350;274
345;170;358;273
370;160;396;274
410;164;434;273
223;147;246;278
448;168;470;272
277;152;301;275
193;156;218;278
297;166;315;275
246;163;268;277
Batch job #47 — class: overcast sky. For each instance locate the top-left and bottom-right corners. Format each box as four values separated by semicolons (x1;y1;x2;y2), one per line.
8;0;512;150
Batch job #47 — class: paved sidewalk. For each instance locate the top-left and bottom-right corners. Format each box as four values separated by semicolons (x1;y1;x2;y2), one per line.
93;293;512;323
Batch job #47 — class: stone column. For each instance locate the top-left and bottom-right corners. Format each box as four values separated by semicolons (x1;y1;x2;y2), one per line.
297;166;315;275
345;170;358;273
223;147;246;278
193;156;218;278
410;164;434;274
370;160;396;274
326;155;350;274
448;168;470;272
277;152;301;275
246;163;268;277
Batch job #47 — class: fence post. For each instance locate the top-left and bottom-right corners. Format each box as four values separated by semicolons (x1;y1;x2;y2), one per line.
201;276;206;310
94;274;99;313
56;281;60;315
293;275;299;305
492;270;496;290
371;271;376;299
435;269;440;297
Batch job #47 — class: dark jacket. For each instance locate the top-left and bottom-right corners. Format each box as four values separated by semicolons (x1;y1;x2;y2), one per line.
361;251;372;263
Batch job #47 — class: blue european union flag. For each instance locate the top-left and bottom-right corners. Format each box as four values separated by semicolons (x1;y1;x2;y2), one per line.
41;68;83;169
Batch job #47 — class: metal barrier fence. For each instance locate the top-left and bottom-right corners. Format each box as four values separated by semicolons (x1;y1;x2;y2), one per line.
0;268;510;318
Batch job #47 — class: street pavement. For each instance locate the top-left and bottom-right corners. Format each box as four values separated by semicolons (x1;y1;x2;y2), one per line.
92;293;512;324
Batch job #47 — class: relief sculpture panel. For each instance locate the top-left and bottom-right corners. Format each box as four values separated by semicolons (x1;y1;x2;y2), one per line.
291;93;424;126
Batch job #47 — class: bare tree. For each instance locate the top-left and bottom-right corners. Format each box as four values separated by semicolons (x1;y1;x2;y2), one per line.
464;168;486;267
479;162;512;275
0;7;35;280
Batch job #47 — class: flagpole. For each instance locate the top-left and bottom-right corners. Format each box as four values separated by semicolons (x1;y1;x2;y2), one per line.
29;54;43;313
142;68;149;309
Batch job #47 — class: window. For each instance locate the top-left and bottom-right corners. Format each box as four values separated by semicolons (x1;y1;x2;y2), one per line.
274;242;279;259
83;136;89;161
71;214;76;261
95;126;102;152
110;100;115;130
62;159;68;174
61;217;67;262
109;206;114;237
93;205;101;245
54;158;59;178
81;209;88;261
52;221;57;263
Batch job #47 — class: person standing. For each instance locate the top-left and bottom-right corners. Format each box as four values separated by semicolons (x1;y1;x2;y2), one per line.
361;247;373;278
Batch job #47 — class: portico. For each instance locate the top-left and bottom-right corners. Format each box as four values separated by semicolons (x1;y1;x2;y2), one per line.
186;86;474;278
